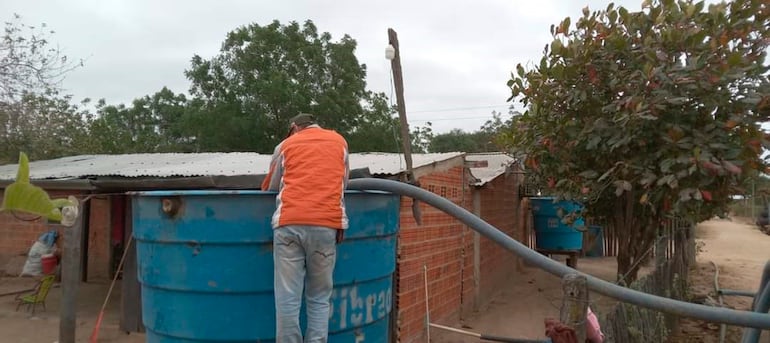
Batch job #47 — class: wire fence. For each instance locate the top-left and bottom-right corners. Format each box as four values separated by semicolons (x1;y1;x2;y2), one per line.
730;197;765;220
602;222;696;343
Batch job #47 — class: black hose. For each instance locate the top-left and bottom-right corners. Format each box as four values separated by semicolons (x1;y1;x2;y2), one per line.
347;178;770;329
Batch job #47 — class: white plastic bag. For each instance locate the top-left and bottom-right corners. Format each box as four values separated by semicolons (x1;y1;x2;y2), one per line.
20;241;54;276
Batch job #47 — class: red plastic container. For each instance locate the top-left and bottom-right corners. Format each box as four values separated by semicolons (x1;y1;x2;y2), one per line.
41;254;58;275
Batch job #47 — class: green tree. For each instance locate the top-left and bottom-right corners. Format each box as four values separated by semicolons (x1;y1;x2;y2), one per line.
430;129;489;153
502;0;770;282
410;122;433;153
0;14;84;163
430;110;515;153
184;19;396;153
85;87;193;154
345;92;401;153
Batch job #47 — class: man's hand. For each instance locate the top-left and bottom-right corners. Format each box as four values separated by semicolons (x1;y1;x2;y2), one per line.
336;229;344;244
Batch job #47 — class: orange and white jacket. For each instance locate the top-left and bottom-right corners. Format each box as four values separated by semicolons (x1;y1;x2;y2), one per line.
261;125;349;230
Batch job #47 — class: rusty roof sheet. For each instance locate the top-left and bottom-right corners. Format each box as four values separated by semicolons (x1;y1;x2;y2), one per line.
465;152;518;186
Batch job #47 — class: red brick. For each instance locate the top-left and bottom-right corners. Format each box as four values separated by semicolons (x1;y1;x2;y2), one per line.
394;166;525;343
0;188;114;282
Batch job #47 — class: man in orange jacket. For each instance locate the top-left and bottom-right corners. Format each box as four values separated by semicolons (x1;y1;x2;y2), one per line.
262;113;349;343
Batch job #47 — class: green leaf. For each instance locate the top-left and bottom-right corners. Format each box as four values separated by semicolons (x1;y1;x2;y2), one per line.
579;170;599;179
0;153;76;222
666;97;688;105
618;7;629;22
693;189;703;201
561;17;571;34
16;152;29;184
1;182;59;221
640;173;657;186
587;135;601;150
615;183;625;196
51;198;75;208
551;39;563;54
694;1;705;13
656;174;676;187
598;168;613;182
727;52;743;66
516;64;525;77
660;158;675;173
686;4;696;17
613;180;631;196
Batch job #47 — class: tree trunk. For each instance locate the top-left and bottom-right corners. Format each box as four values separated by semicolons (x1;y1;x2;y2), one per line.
614;191;658;285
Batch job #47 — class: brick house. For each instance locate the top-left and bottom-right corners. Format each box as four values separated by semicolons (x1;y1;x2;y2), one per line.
0;151;523;342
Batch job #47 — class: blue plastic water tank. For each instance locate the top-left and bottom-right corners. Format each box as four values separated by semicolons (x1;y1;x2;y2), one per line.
131;190;400;342
585;225;604;257
529;197;585;251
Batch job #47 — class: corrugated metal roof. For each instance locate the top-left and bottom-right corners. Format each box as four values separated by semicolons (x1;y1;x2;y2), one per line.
465;152;518;186
0;152;464;181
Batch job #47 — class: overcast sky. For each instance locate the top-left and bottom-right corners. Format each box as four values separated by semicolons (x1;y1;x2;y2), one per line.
3;0;651;133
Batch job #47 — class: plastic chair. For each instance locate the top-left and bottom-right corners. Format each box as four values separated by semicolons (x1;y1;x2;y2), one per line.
15;274;56;315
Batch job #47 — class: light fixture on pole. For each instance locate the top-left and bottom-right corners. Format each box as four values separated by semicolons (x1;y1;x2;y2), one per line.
385;44;395;60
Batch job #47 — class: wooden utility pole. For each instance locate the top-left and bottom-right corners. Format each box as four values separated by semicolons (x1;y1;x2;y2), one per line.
60;202;84;343
388;28;422;225
560;274;588;342
387;28;414;179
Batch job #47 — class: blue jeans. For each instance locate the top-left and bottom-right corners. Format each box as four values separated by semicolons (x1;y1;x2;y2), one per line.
273;225;338;343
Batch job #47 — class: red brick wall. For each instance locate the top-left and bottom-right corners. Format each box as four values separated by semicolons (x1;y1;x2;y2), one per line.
478;172;521;305
395;165;522;343
87;196;112;281
0;189;112;282
0;190;84;275
396;165;475;343
0;211;49;265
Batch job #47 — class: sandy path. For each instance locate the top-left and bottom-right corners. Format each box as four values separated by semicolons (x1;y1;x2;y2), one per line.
436;218;770;342
671;218;770;343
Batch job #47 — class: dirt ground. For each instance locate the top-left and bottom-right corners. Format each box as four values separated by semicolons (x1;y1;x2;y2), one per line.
0;277;144;343
668;218;770;343
434;218;770;342
431;255;643;342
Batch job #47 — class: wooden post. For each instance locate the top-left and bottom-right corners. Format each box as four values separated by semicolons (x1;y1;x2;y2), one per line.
121;199;145;333
560;273;588;342
60;203;84;343
472;188;481;311
387;28;413;179
388;27;422;225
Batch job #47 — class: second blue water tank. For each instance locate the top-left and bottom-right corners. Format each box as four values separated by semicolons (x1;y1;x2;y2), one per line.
529;196;585;251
